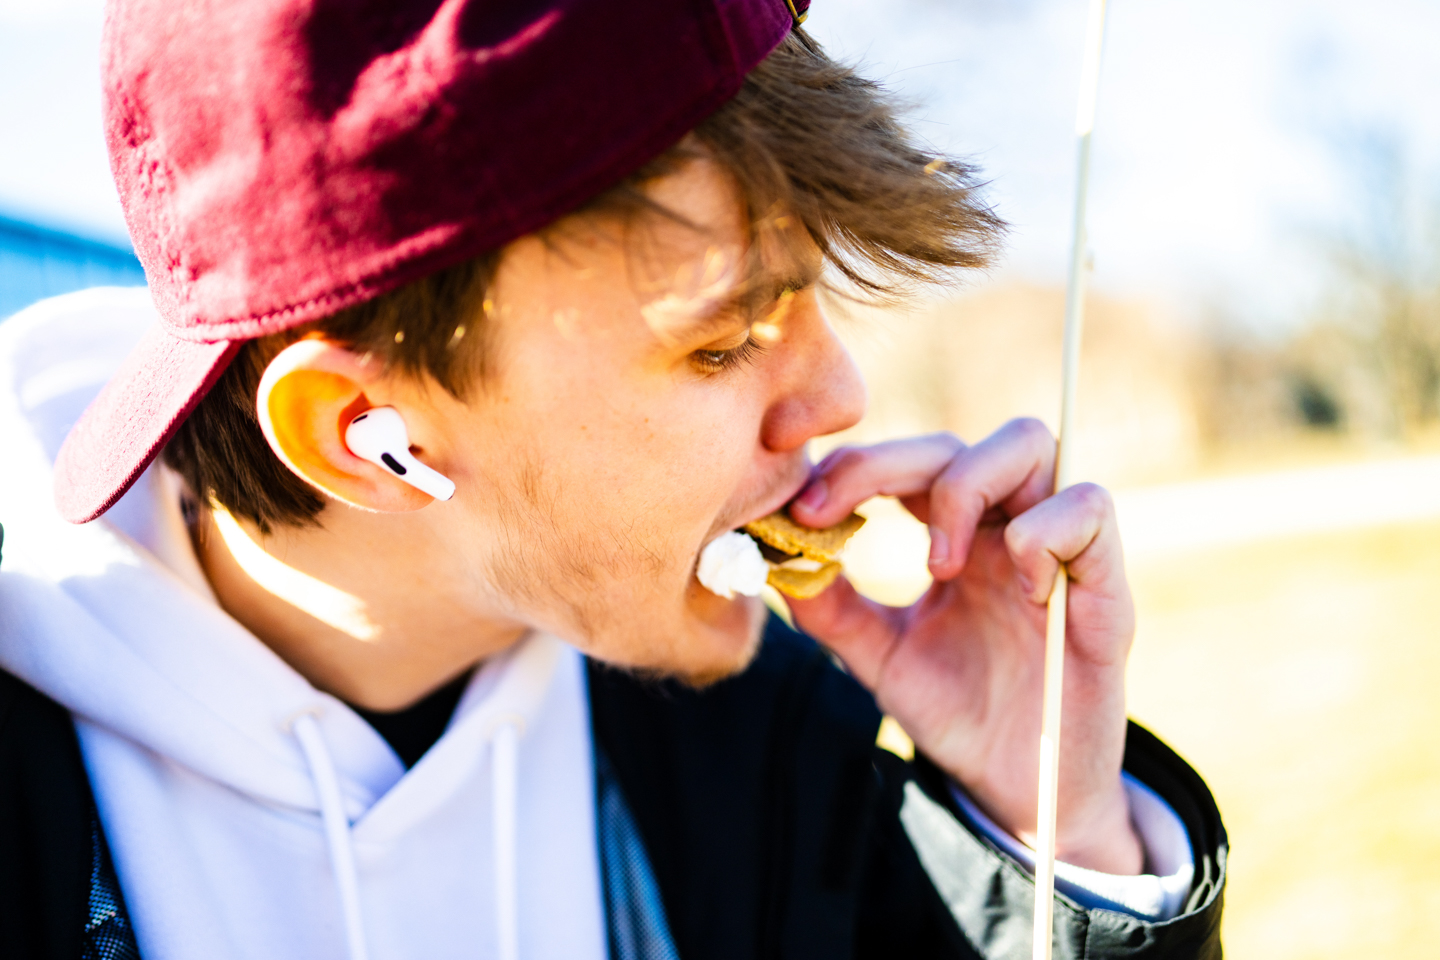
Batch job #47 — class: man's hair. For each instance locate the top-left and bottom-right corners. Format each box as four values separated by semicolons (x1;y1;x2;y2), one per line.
163;31;1004;534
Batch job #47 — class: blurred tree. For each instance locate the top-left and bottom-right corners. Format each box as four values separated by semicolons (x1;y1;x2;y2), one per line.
1314;129;1440;437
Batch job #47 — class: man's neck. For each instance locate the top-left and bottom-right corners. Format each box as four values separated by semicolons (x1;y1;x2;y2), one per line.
191;504;526;711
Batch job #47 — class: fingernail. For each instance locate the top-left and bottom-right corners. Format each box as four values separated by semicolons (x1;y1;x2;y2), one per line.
796;479;828;513
928;526;949;567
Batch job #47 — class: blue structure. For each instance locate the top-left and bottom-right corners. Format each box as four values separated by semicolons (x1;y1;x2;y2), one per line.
0;214;147;319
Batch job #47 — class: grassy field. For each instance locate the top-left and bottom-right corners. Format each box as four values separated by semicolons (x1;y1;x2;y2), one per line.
1125;519;1440;958
845;506;1440;957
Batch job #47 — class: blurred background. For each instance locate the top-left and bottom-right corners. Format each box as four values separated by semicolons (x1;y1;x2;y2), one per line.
3;0;1438;955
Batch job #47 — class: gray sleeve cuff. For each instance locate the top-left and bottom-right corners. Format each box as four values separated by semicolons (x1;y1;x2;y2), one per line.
899;778;1215;960
948;774;1193;921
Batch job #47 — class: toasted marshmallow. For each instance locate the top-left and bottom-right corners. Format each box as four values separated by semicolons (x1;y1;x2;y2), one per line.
697;531;769;599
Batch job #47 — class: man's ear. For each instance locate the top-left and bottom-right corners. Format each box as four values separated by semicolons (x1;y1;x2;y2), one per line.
255;339;437;512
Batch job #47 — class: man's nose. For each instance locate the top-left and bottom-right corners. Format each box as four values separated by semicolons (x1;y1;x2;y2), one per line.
759;307;867;453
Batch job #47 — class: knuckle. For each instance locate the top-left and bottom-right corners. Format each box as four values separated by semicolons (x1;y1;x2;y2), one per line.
820;445;865;474
927;430;966;452
932;457;978;509
843;446;877;473
1003;516;1032;550
1070;481;1113;517
1007;417;1054;445
925;478;964;521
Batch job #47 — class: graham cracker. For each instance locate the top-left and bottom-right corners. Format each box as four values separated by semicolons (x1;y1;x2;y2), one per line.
766;561;843;600
742;510;865;563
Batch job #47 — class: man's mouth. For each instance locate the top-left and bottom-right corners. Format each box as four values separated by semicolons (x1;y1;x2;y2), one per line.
691;470;811;601
696;484;867;602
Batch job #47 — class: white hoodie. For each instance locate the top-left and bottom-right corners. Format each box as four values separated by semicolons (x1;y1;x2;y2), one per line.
0;288;609;960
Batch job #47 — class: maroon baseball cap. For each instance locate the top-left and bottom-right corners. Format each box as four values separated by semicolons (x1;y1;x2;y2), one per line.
54;0;809;523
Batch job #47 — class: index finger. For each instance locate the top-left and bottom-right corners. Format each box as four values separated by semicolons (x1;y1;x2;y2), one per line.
791;433;964;528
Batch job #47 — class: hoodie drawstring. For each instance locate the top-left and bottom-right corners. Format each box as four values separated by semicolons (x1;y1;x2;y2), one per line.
292;710;525;960
293;712;370;960
492;718;521;960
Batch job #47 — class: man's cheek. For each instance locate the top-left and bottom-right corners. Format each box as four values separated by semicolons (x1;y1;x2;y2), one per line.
627;431;751;520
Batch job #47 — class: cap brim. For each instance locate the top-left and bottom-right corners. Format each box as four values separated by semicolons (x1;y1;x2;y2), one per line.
53;324;241;524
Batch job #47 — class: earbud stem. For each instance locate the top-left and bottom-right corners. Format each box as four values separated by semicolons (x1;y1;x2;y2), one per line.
344;406;456;502
393;456;455;501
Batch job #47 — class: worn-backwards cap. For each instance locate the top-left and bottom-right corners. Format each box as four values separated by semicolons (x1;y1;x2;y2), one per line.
54;0;808;523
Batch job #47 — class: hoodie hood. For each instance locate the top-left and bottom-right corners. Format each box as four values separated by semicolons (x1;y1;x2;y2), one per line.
0;290;607;960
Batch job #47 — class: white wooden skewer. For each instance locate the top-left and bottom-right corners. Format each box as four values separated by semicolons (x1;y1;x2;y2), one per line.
1032;2;1109;958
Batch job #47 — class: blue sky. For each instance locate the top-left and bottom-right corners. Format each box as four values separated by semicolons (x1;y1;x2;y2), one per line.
806;0;1440;330
4;0;1438;331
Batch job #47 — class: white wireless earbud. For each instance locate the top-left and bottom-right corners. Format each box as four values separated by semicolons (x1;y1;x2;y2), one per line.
344;406;455;502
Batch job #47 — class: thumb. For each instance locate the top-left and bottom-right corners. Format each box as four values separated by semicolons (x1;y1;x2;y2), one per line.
786;576;901;691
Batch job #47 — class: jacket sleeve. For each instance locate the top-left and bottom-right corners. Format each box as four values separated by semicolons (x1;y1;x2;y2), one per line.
0;669;94;960
854;721;1226;960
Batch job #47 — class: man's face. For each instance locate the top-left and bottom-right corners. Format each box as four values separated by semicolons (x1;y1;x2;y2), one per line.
408;157;865;682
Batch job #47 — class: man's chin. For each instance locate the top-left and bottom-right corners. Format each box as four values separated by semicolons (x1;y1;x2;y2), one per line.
640;591;769;688
570;587;768;688
676;590;771;687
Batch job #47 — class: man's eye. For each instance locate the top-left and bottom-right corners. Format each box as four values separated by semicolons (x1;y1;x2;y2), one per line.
691;335;765;373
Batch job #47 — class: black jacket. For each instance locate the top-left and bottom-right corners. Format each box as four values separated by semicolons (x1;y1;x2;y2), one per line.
1;616;1225;959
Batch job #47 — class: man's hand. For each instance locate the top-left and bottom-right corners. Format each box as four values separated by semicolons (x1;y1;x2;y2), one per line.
787;419;1143;875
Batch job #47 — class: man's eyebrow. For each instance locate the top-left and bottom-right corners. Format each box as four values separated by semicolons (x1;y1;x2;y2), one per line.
680;270;817;337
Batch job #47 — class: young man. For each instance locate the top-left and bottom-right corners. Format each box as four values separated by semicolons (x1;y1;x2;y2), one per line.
0;1;1225;958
